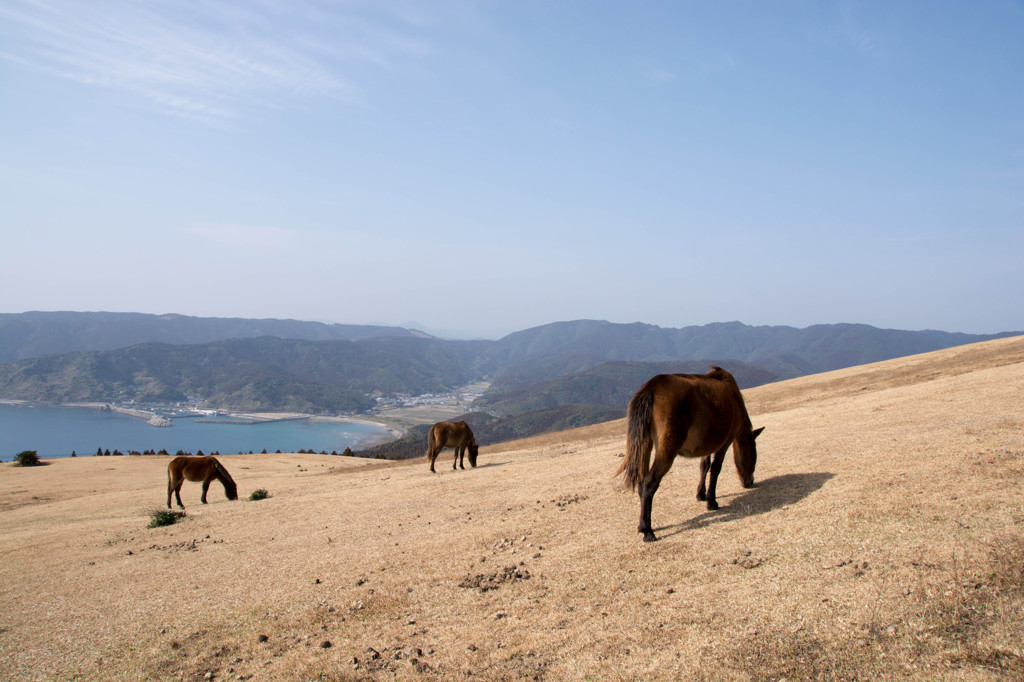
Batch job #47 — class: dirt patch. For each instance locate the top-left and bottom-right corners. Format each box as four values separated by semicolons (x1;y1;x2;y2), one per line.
459;564;533;593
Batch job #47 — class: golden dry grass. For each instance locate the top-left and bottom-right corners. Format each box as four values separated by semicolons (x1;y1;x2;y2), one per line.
1;336;1022;681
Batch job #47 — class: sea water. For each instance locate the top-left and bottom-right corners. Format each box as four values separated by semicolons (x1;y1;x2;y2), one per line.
0;404;392;459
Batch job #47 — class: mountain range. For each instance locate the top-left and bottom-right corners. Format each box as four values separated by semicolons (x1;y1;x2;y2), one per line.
1;312;1018;447
0;311;426;364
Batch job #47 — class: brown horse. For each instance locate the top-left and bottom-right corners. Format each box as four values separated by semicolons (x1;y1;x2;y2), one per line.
166;456;238;509
426;420;479;473
616;367;764;542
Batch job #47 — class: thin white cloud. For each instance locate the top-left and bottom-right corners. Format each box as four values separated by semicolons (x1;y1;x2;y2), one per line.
839;1;883;57
0;0;428;123
801;1;885;59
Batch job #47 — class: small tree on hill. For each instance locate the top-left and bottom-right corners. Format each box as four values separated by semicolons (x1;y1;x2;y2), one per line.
16;451;41;467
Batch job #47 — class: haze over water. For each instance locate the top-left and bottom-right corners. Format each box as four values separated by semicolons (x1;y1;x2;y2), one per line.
0;404;391;459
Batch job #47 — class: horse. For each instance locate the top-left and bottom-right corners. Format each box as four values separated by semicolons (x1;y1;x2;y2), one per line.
616;367;764;542
426;420;479;473
166;456;238;509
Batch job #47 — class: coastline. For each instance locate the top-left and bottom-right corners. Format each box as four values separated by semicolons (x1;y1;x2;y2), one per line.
0;399;404;448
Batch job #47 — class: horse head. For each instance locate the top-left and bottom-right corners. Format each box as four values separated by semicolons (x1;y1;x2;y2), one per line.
468;442;479;467
216;462;239;500
734;426;765;488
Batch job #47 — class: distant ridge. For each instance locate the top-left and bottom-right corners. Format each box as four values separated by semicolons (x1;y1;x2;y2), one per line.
0;311;429;363
482;319;1021;387
0;312;1018;414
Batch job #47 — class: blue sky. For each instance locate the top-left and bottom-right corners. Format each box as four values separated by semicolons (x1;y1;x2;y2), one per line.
1;1;1021;339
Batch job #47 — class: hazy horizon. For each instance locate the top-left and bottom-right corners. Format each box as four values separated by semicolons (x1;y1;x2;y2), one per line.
3;308;1019;342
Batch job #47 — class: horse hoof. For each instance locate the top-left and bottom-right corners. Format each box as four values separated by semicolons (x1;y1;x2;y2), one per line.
642;533;658;543
696;491;707;501
707;501;719;511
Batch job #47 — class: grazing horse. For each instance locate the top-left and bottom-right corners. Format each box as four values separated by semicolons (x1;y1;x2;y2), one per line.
166;456;238;509
426;420;479;473
616;367;764;542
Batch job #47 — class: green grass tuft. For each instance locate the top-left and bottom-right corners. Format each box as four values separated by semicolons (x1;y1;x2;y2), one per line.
148;509;186;528
249;489;270;501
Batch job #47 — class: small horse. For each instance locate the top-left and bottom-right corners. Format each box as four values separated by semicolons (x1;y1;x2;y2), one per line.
426;420;479;473
166;456;238;509
616;367;764;542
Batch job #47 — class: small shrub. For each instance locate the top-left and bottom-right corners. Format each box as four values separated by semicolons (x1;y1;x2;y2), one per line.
16;450;42;467
148;509;186;528
249;489;270;501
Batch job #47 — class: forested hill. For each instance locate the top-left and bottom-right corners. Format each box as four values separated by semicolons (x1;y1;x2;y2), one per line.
482;320;1019;386
0;311;428;363
0;314;1018;424
0;337;483;413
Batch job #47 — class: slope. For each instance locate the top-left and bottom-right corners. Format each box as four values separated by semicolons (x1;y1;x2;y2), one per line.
0;335;1021;680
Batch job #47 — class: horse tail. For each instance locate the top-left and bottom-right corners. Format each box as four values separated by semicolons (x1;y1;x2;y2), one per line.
617;383;655;492
425;427;437;458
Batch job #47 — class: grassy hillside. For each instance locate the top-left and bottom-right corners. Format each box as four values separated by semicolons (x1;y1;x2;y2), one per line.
1;335;1021;680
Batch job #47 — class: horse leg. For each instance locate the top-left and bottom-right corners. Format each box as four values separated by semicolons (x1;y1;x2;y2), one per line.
638;451;676;543
173;480;185;509
704;446;729;511
428;445;439;473
167;477;174;509
456;445;465;470
201;477;211;504
696;456;711;502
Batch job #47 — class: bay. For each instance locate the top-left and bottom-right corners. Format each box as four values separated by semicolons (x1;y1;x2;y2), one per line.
0;404;393;459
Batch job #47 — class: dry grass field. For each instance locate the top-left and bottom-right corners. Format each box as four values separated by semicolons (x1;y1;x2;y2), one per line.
1;336;1022;681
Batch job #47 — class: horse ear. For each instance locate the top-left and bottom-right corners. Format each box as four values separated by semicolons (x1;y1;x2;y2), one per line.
752;427;765;439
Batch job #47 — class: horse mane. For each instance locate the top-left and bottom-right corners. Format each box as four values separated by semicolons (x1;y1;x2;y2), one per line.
706;365;730;379
707;366;744;394
214;459;236;485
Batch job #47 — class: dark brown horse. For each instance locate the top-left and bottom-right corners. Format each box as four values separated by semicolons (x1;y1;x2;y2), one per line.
426;420;479;473
616;367;764;542
166;456;238;509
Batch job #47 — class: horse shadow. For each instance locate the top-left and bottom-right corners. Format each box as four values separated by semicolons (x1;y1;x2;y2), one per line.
653;472;835;540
